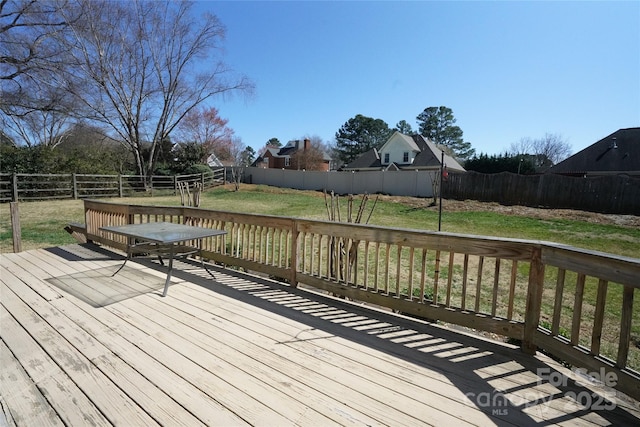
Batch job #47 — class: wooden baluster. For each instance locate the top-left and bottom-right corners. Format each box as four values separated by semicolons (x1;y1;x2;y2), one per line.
435;250;443;305
591;279;608;355
364;241;370;289
420;248;428;303
491;259;501;317
571;273;586;346
617;285;634;368
507;260;518;320
395;245;402;296
461;254;469;310
384;243;391;293
408;247;415;300
475;255;484;313
551;269;566;335
374;242;380;292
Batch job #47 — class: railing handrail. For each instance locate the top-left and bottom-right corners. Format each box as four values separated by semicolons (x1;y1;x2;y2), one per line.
80;199;640;401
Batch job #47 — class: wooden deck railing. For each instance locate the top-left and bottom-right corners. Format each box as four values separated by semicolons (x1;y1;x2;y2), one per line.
80;199;640;401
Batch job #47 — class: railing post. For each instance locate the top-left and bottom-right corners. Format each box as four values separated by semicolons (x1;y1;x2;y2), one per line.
522;246;545;354
10;202;21;252
12;173;18;202
72;173;78;199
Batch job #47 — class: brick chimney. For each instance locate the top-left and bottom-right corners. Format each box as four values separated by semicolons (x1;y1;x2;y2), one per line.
304;139;310;150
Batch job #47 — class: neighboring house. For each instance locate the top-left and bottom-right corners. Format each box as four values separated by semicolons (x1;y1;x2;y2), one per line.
252;139;331;171
206;153;224;167
342;131;465;172
549;128;640;177
206;153;235;168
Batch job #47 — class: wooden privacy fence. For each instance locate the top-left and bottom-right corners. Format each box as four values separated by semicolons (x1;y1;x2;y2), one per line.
443;171;640;215
0;169;225;202
76;199;640;401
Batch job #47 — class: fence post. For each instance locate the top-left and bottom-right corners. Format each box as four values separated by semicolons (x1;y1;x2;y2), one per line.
12;173;18;202
522;246;545;354
118;175;123;198
72;173;78;199
10;202;22;252
173;175;177;195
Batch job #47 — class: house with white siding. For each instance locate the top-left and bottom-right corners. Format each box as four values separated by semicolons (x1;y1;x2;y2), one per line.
342;131;465;173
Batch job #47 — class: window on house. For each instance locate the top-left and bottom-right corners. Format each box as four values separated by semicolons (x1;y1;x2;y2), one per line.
384;153;390;163
403;152;409;163
285;157;290;167
263;157;268;163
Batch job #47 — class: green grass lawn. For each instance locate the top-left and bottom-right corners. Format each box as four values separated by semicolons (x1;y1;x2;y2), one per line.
2;183;639;257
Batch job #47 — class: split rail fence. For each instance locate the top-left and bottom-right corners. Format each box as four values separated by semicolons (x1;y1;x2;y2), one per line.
0;169;225;203
71;199;640;401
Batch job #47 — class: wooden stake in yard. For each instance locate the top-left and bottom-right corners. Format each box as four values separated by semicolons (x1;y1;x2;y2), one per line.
178;181;202;207
10;202;22;252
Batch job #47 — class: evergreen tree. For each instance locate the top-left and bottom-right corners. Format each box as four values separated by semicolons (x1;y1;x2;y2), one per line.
416;106;475;161
334;114;392;165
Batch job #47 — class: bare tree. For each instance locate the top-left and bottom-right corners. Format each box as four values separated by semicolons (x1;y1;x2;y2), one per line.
0;106;70;147
61;0;253;185
176;106;234;161
510;133;572;171
0;0;82;146
227;136;246;191
0;0;75;81
290;135;328;171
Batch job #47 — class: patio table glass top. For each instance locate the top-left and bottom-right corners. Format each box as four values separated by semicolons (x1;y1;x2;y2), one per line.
100;222;226;243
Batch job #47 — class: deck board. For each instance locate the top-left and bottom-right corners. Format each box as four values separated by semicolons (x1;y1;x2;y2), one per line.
1;243;639;426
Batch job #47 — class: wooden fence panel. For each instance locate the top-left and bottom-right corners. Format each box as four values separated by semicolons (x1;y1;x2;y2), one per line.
443;172;640;214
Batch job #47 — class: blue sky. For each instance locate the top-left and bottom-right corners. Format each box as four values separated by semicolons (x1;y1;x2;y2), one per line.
194;1;639;157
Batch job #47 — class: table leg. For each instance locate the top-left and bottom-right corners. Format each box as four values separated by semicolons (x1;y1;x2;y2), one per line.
162;247;175;297
111;245;132;277
198;240;217;280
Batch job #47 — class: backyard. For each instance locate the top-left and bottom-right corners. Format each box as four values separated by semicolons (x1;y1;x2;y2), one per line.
1;184;639;371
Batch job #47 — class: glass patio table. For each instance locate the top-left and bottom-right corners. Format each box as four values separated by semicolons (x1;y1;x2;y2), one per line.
100;222;226;296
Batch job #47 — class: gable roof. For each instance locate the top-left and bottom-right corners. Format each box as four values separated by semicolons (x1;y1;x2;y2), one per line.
410;134;465;171
343;147;382;169
378;132;421;153
549;128;640;176
343;131;465;172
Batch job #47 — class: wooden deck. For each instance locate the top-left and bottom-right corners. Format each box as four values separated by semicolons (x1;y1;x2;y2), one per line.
1;244;639;426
